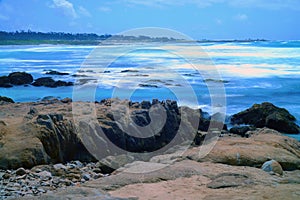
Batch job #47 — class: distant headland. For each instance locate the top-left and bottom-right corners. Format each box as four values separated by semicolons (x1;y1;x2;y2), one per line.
0;30;267;45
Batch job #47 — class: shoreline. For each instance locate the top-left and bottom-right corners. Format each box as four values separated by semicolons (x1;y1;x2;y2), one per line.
0;98;300;199
1;96;300;135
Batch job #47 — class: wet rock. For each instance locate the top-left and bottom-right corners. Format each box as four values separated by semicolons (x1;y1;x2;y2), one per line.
120;69;139;73
8;72;33;85
140;100;151;109
261;160;283;175
32;77;56;87
0;96;14;103
54;80;73;87
204;78;229;83
41;96;60;102
32;77;73;88
229;126;252;137
0;76;13;88
231;102;300;134
45;70;69;76
138;84;159;88
61;97;72;103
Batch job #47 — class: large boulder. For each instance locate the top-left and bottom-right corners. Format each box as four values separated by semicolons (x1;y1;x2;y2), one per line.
8;72;33;85
32;77;73;87
0;123;50;169
36;114;95;163
229;126;253;137
231;102;300;134
0;96;14;103
0;76;13;88
189;128;300;170
45;70;69;75
0;110;95;170
97;99;197;153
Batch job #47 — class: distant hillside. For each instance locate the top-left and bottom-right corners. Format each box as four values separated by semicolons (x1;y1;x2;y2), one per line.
0;30;179;45
0;30;267;45
0;30;112;45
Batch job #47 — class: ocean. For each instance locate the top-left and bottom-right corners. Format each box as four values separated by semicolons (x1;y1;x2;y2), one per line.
0;41;300;138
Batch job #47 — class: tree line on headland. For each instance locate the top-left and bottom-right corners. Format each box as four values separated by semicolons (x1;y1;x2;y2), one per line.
0;30;179;45
0;30;267;45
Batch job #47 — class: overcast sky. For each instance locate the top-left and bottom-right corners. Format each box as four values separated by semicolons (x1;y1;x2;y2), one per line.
0;0;299;40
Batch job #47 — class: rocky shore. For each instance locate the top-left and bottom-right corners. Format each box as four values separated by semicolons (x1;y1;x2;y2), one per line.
0;97;300;199
0;72;73;88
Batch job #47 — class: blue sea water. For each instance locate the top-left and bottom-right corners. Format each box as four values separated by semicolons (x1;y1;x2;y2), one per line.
0;41;300;138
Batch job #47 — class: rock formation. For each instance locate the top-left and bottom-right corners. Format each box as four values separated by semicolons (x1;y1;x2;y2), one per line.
231;102;300;133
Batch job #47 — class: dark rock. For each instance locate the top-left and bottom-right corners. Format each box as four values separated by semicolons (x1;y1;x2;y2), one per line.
15;167;27;176
266;112;300;134
53;80;73;87
0;76;13;88
28;107;38;116
2;172;11;179
8;72;33;85
61;98;72;103
229;126;251;137
71;74;88;77
32;77;73;88
82;173;91;181
120;69;139;73
140;100;151;109
138;84;159;88
231;102;300;134
204;78;229;84
152;99;160;105
130;110;151;127
32;77;56;87
41;96;60;102
45;70;69;76
0;96;14;103
0;120;6;126
36;113;96;164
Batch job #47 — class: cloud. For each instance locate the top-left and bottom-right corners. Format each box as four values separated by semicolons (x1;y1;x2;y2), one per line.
98;6;112;12
234;14;248;21
229;0;300;10
78;6;91;17
0;13;9;21
120;0;223;8
50;0;78;19
119;0;300;10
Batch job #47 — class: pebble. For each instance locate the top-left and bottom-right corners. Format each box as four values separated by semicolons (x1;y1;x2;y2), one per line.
15;168;27;176
82;173;91;181
0;161;105;199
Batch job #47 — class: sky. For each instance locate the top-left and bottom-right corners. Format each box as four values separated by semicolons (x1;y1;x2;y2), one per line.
0;0;299;40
